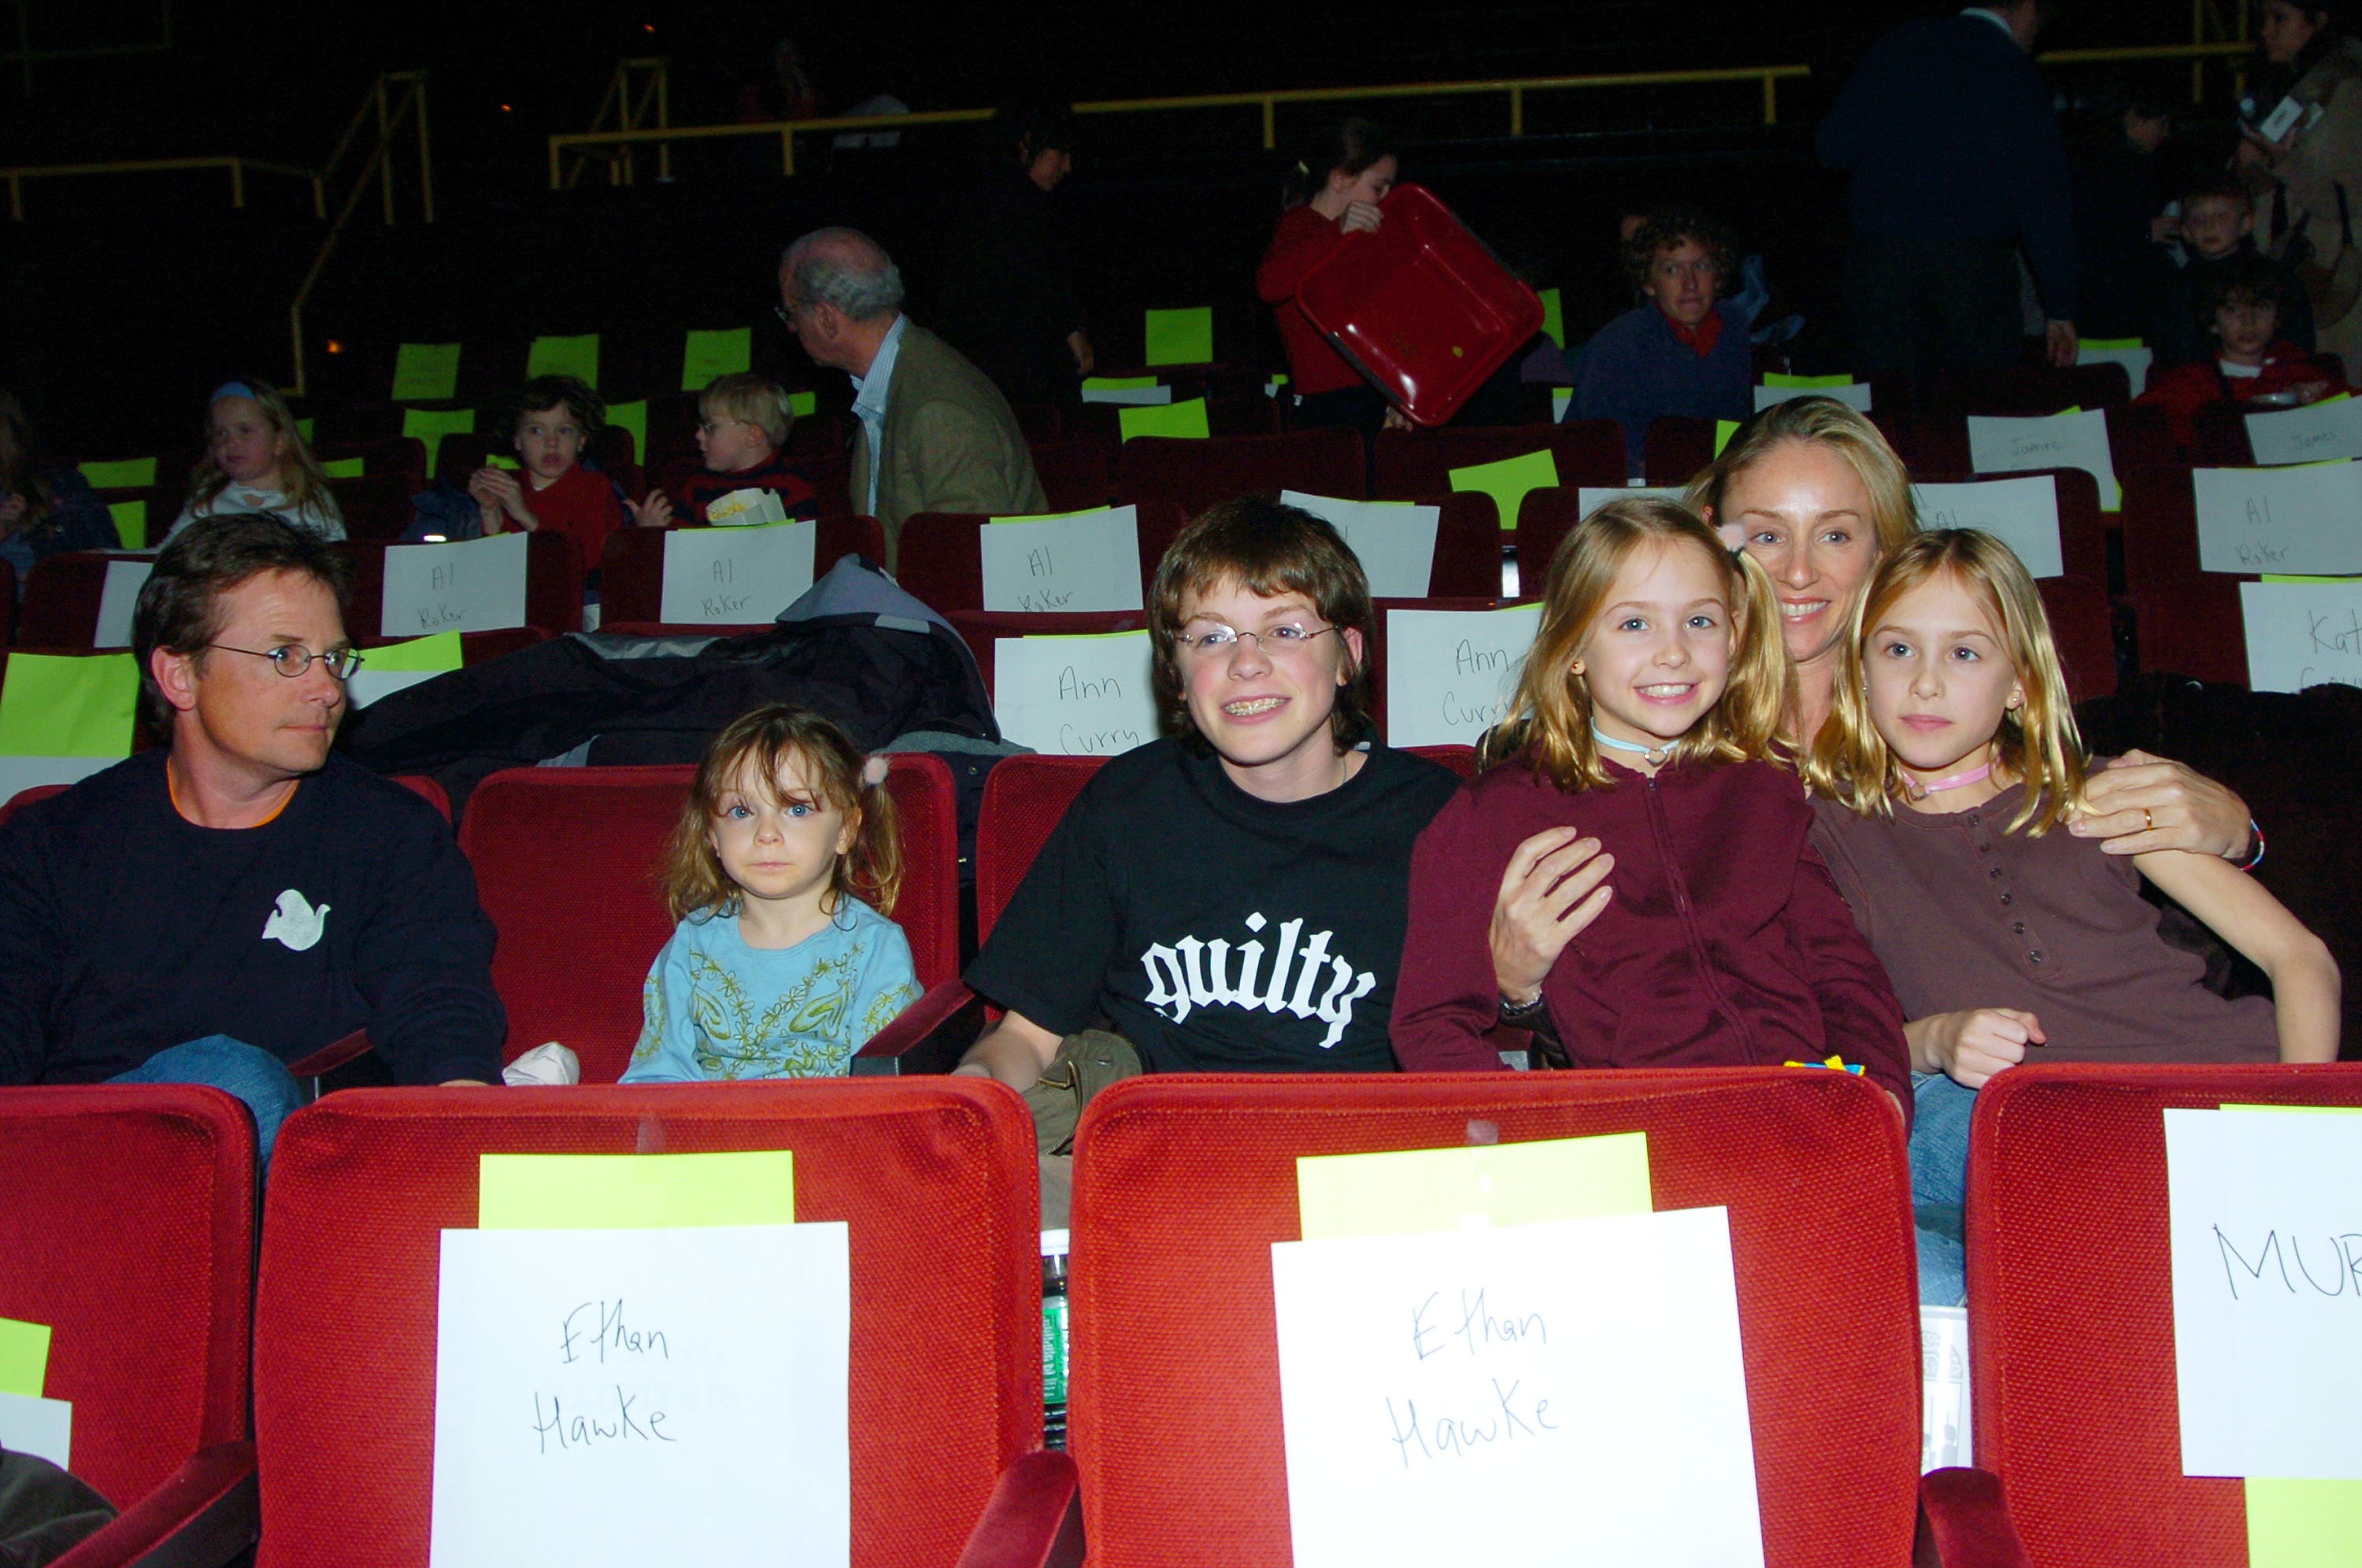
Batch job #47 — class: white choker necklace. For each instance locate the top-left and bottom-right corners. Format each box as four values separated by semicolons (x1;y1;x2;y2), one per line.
1592;727;1672;767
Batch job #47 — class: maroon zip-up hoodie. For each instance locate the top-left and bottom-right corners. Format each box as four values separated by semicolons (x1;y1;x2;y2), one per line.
1392;753;1912;1112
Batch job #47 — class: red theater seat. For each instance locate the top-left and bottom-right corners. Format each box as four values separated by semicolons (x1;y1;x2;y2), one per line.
0;1085;257;1561
1924;362;2133;419
594;517;887;624
1115;428;1366;512
1027;439;1115;513
460;758;961;1082
2035;575;2119;701
326;471;420;543
1370;420;1625;499
17;553;154;649
894;501;1185;619
1965;1063;2362;1567
340;531;583;638
1643;415;1717;486
2131;577;2249;686
251;1080;1052;1568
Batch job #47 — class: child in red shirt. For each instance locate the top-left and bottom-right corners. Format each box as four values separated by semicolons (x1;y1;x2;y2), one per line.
469;376;633;578
2135;255;2350;452
630;373;817;527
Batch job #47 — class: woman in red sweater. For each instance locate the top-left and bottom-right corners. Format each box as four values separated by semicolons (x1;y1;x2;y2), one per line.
1255;118;1407;438
1391;496;1912;1110
469;375;635;582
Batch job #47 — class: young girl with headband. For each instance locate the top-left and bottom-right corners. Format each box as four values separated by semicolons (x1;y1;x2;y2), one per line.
169;381;344;542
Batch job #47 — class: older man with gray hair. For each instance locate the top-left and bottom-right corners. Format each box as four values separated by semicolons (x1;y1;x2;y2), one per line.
779;227;1046;565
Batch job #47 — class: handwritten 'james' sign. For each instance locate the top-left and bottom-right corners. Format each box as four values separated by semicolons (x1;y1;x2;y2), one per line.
1272;1207;1764;1567
1280;492;1440;599
2195;463;2362;575
428;1222;850;1566
2165;1108;2362;1479
980;507;1144;614
381;534;528;637
1968;409;2120;511
2238;581;2362;693
660;520;817;624
1383;605;1542;749
2246;398;2362;466
1912;476;2065;579
994;631;1157;756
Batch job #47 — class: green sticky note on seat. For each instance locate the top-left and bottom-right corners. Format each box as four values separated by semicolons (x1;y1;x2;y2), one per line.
0;1318;50;1399
319;457;365;479
1449;447;1561;531
478;1151;796;1229
1082;375;1160;392
2247;1478;2362;1566
77;458;154;490
1715;420;1742;457
1298;1132;1652;1241
1119;397;1210;442
392;342;461;401
0;653;139;758
526;333;601;386
360;631;464;675
680;327;752;392
402;407;478;476
1538;287;1564;349
107;500;145;550
1763;372;1852;388
2081;336;2145;350
296;418;314;442
1142;306;1214;367
605;400;647;466
788;390;816;418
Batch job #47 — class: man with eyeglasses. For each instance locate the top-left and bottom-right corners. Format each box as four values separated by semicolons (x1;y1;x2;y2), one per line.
0;512;505;1158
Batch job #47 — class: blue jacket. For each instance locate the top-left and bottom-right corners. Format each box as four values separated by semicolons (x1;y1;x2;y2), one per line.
1569;302;1754;474
1818;11;2080;323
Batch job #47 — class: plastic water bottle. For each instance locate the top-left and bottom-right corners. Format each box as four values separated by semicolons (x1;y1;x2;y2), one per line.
1041;1229;1070;1449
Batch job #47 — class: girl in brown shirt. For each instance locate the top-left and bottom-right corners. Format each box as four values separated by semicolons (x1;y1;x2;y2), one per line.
1803;531;2340;1296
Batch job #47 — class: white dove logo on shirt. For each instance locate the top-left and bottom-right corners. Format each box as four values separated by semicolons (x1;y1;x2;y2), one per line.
261;890;331;952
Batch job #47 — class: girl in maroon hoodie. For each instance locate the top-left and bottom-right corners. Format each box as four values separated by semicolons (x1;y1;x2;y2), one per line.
1391;496;1912;1113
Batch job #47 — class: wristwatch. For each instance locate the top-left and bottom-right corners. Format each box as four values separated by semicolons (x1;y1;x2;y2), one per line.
1498;990;1550;1023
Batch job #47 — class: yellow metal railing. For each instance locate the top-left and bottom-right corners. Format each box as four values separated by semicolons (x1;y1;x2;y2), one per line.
546;64;1814;187
2;154;318;222
2034;39;2253;101
288;72;436;398
560;57;672;189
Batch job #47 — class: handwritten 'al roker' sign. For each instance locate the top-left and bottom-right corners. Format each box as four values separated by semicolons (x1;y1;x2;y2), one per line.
979;507;1144;614
2239;580;2362;693
1911;475;2065;579
993;631;1157;756
1383;605;1543;749
428;1222;850;1567
1280;491;1440;599
2195;462;2362;575
381;533;528;637
1272;1207;1764;1568
2246;397;2362;465
2166;1108;2362;1479
1968;409;2120;511
660;520;816;624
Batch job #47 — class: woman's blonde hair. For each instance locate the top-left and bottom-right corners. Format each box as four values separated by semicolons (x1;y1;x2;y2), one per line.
1682;394;1920;555
1805;530;2086;835
661;704;903;923
185;381;333;514
1479;496;1790;790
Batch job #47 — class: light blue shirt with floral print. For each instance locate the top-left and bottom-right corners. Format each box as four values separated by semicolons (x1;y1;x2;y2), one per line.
622;898;919;1082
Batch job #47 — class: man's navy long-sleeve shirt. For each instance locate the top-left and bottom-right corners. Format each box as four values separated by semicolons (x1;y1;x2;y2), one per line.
0;751;506;1085
1819;11;2080;323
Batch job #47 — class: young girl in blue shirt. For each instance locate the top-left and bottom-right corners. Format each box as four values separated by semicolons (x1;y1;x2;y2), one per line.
623;704;919;1082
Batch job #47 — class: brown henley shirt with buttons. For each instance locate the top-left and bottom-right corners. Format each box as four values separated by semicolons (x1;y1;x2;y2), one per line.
1806;778;2278;1063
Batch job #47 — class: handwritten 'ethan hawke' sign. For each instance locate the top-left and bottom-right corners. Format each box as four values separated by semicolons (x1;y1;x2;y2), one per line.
381;534;528;637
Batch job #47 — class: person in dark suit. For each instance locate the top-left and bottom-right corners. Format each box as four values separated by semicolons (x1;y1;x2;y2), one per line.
935;98;1094;409
1819;0;2081;378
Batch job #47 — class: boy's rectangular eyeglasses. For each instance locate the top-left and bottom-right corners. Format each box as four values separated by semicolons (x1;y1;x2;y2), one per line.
1170;623;1339;656
206;643;365;680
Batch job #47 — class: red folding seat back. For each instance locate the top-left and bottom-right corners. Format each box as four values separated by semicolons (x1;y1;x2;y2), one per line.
431;432;498;486
0;555;13;642
2119;469;2205;587
2189;403;2256;467
2132;577;2250;686
309;404;406;446
1966;1063;2362;1568
0;782;69;825
1370;421;1624;499
1421;490;1505;597
2035;575;2119;701
0;1085;254;1528
1027;438;1114;513
326;472;416;542
1927;362;2132;419
334;542;388;639
944;611;1150;701
461;759;961;1081
976;756;1107;942
1114;428;1366;513
524;529;584;632
252;1080;1042;1568
17;553;119;649
1399;741;1477;779
1514;486;1586;590
897;514;992;616
389;772;451;820
1067;1070;1922;1566
314;435;428;490
1644;414;1717;486
601;516;887;625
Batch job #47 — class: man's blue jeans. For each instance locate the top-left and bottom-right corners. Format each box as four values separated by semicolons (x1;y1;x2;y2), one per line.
1911;1071;1979;1307
109;1036;305;1167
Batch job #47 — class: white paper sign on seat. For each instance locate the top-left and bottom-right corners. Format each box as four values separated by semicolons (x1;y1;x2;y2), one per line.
94;559;154;649
1383;605;1543;749
428;1222;850;1567
1574;487;1683;516
660;520;817;624
1272;1207;1764;1568
381;533;530;637
1911;476;2066;579
1279;491;1440;598
980;507;1144;614
2245;398;2362;465
2194;462;2362;575
1968;409;2120;511
2165;1108;2362;1479
994;631;1157;756
2238;580;2362;692
1755;381;1872;412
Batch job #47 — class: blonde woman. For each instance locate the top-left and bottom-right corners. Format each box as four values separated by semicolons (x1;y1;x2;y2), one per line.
168;381;343;542
1684;394;2261;863
1805;530;2339;1300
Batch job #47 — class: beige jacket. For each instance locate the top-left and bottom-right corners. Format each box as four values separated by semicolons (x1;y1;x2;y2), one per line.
847;320;1046;568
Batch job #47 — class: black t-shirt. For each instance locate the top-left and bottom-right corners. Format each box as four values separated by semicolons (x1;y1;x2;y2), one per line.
0;751;506;1085
964;738;1460;1072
